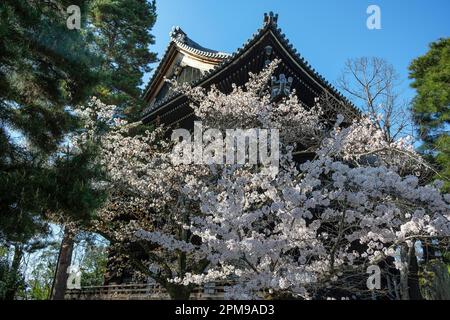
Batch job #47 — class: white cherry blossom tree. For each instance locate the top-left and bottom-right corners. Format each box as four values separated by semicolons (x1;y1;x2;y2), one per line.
79;61;449;300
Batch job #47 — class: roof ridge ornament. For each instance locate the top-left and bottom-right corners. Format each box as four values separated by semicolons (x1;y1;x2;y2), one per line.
263;12;278;26
264;45;273;66
170;26;187;43
271;74;293;99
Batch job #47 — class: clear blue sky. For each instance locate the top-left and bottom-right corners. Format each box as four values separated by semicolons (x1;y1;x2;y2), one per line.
144;0;450;105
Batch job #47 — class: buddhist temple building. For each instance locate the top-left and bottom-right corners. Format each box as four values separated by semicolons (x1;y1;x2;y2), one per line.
141;12;358;131
78;12;363;295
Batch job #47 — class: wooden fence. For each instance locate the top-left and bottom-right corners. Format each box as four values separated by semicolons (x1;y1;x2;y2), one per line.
65;282;227;300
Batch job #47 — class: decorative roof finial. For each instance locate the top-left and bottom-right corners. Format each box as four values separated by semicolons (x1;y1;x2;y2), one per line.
170;26;187;43
271;74;293;99
263;11;278;26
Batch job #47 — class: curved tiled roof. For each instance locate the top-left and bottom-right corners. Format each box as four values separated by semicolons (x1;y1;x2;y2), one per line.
142;27;230;103
142;12;358;120
170;26;230;59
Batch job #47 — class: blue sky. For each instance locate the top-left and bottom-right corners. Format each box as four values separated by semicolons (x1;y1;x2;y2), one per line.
144;0;450;105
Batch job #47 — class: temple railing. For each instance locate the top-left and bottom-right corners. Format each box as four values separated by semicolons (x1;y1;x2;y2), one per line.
65;282;227;300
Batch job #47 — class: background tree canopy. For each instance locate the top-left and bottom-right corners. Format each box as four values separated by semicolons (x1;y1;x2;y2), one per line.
0;0;157;242
0;0;157;300
409;38;450;191
89;0;157;119
0;0;103;244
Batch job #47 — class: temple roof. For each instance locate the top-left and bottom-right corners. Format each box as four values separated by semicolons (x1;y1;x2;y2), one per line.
169;26;230;59
142;26;230;107
142;12;358;126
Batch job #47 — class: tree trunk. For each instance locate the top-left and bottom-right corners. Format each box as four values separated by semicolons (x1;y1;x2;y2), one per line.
163;200;193;300
4;245;24;300
166;283;192;300
407;246;423;300
51;228;75;300
399;244;410;300
399;244;424;300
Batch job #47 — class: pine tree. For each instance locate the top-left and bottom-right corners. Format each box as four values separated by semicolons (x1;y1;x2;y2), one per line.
49;1;158;299
409;38;450;191
89;0;158;119
0;0;102;242
0;0;158;299
0;1;104;299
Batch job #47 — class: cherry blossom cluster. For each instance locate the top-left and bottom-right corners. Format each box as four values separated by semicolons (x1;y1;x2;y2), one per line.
170;60;323;148
78;61;449;299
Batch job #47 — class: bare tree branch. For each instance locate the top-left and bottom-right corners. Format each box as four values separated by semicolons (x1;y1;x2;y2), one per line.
337;57;412;142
